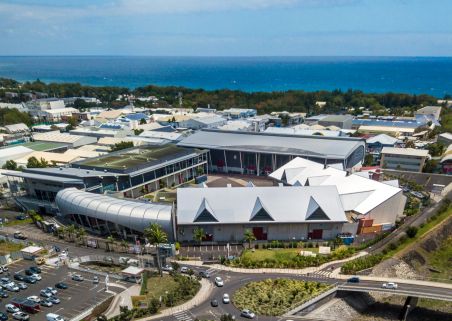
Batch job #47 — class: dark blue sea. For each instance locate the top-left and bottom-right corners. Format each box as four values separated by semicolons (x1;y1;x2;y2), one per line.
0;56;451;97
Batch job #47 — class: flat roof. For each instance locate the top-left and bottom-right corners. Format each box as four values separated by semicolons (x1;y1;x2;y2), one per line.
381;147;430;157
74;144;205;174
3;169;85;184
24;167;123;178
178;130;365;159
121;266;144;275
19;141;69;151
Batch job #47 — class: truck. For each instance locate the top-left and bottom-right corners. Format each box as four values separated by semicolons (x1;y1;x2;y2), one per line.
11;298;40;314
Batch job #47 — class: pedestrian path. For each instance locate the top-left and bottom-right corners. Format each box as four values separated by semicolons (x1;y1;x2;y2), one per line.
173;311;193;321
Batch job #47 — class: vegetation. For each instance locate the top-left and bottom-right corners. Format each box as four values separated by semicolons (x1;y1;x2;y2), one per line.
406;226;419;238
341;254;384;274
228;245;356;269
110;141;134;152
2;160;22;171
404;195;421;216
233;279;330;316
0;240;24;255
0;108;32;127
192;227;205;245
143;223;168;277
26;156;49;168
243;229;257;249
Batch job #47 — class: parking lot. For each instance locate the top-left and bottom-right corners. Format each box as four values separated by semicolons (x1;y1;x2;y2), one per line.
2;260;127;321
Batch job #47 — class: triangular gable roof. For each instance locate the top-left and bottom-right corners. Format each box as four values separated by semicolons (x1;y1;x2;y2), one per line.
250;197;274;221
282;167;306;182
306;196;330;220
193;198;218;222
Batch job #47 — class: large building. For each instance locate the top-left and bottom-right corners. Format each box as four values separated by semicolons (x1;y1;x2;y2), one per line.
177;185;351;242
56;188;174;240
270;157;406;226
5;144;208;213
380;147;430;172
178;130;365;174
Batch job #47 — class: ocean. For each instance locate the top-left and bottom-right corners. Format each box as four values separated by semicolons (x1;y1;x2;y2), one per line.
0;56;451;97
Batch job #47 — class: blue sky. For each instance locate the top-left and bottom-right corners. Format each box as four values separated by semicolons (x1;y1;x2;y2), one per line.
1;0;451;56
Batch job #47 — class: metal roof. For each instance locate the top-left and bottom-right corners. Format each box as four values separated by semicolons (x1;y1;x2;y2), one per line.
177;185;347;225
2;170;84;184
178;130;365;159
56;188;173;234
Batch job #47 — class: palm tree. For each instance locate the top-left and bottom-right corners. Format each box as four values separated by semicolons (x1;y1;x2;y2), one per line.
243;229;256;249
193;227;205;245
76;227;87;246
66;225;77;242
56;227;66;239
120;240;129;253
143;223;168;277
106;235;115;252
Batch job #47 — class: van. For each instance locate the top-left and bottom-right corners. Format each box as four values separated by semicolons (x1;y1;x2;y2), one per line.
46;313;64;321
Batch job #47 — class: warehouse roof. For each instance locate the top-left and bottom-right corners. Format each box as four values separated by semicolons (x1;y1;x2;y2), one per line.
366;134;400;145
33;131;89;144
270;157;402;215
178;130;365;159
177;185;347;225
381;147;429;157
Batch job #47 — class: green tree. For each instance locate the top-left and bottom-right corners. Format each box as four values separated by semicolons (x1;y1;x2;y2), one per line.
76;227;87;245
193;227;205;245
66;116;78;130
66;224;77;242
140;118;147;125
243;229;257;249
106;235;115;252
26;156;49;168
121;240;129;252
111;141;134;152
363;154;374;166
406;226;418;238
2;160;18;170
143;223;168;277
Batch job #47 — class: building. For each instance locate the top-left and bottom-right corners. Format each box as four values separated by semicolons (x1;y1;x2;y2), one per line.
380;147;430;172
176;185;349;242
55;188;174;239
32;131;97;148
0;123;31;145
178;130;366;174
5;144;208;213
270;157;406;227
415;106;442;122
26;98;65;111
178;115;227;130
0;146;34;166
366;134;401;164
317;115;353;129
440;144;452;174
438;132;452;146
39;108;79;122
221;108;257;119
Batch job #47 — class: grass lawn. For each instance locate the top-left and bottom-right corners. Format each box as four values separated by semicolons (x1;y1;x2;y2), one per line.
4;218;33;226
233;279;331;316
0;240;24;255
241;248;318;262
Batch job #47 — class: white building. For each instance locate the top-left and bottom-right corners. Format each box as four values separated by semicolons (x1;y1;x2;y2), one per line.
270;157;406;226
380;147;430;172
32;131;97;148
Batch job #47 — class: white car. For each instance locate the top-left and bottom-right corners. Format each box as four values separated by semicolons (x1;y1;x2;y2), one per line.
12;312;29;321
27;295;41;303
240;309;255;319
222;293;230;304
40;289;53;298
162;264;173;272
0;266;8;272
382;282;398;289
30;273;41;281
45;287;58;295
214;277;224;287
180;266;189;273
5;304;19;313
5;283;19;292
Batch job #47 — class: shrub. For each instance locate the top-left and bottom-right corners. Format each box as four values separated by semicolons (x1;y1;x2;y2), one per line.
341;254;384;274
406;226;418;238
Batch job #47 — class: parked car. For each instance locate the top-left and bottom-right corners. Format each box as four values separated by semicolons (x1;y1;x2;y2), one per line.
214;277;224;287
0;290;9;298
222;293;230;304
347;277;360;283
199;271;210;278
210;299;218;307
240;309;255;319
382;282;398;289
40;299;53;307
55;282;68;289
5;304;19;314
46;313;64;321
5;283;19;292
13;232;26;240
12;312;29;321
40;290;53;298
29;267;41;274
17;283;27;290
15;215;26;221
23;277;36;284
13;274;25;282
0;311;8;321
29;274;41;281
180;267;189;274
48;297;60;305
0;278;10;284
72;274;84;282
0;266;8;272
26;296;40;304
45;287;57;295
93;276;99;284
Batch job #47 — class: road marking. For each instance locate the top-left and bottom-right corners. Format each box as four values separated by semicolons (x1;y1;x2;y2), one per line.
97;288;104;293
54;308;64;313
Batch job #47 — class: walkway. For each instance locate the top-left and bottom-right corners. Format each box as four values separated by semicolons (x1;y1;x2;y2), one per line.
104;283;141;319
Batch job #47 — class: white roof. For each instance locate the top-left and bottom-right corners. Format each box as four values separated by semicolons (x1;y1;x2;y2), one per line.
0;146;34;159
366;134;399;145
139;130;183;141
270;157;402;215
381;147;429;157
44;107;78;115
21;246;43;254
359;125;415;133
121;266;144;275
439;132;452;140
177;185;347;224
5;123;29;133
33;131;87;144
265;127;342;137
